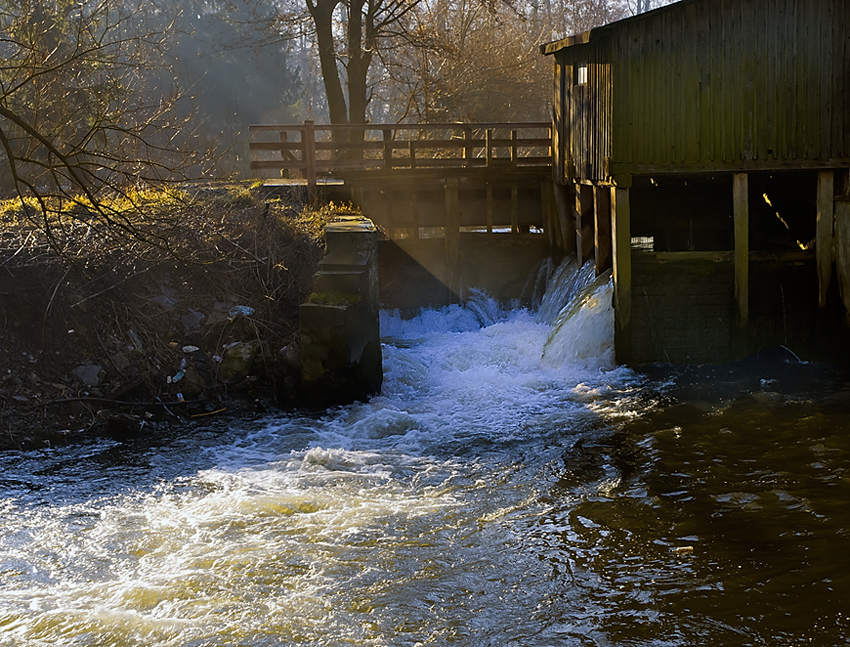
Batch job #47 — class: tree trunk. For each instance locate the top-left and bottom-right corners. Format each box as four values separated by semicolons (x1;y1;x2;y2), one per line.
348;0;372;129
346;0;373;155
307;0;349;125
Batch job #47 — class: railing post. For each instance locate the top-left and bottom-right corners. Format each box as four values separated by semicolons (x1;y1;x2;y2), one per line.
510;130;518;164
303;120;317;203
382;128;393;170
279;130;289;179
463;128;473;167
408;141;416;170
485;129;493;168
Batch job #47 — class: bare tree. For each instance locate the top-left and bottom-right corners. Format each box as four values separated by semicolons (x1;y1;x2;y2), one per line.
371;0;627;123
290;0;423;128
0;0;205;246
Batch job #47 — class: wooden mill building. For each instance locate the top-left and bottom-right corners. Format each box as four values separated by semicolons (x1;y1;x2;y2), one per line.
542;0;850;364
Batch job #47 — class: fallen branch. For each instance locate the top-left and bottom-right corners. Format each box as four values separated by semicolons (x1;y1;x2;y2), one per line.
46;396;204;407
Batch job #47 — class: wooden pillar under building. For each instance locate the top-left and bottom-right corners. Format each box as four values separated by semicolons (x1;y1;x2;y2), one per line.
444;178;461;302
541;181;562;250
835;172;850;321
593;185;612;275
611;185;631;364
817;170;835;308
553;183;576;255
575;183;595;264
733;173;749;327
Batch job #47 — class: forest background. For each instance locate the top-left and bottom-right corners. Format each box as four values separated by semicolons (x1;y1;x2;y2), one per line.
0;0;674;206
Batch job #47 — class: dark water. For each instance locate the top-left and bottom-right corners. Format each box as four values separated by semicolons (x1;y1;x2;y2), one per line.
0;269;848;646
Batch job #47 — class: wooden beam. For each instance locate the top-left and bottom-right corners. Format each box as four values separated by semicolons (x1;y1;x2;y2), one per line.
733;173;749;326
817;170;835;308
593;185;612;274
611;186;631;364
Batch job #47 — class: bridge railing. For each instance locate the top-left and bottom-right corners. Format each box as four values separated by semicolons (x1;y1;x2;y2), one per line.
248;121;552;188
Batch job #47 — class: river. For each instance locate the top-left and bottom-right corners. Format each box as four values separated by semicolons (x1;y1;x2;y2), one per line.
1;261;849;646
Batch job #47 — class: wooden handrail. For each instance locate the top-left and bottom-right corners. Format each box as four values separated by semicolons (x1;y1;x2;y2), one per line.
249;121;550;132
249;120;553;200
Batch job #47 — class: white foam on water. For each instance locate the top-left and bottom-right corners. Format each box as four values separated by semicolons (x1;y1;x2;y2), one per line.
0;257;637;647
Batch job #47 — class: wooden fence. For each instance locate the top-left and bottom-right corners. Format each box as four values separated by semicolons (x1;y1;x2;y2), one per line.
249;121;552;189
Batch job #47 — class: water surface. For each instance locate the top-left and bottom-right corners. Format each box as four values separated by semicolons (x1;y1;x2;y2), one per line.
1;264;848;646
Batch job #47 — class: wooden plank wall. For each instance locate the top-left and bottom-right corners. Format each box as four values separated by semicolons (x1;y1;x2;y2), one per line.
554;0;850;179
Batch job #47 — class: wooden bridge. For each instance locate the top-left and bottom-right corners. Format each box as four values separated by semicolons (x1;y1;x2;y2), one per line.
249;121;570;307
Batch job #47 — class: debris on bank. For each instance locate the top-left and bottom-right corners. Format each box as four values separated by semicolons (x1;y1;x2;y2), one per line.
0;184;346;450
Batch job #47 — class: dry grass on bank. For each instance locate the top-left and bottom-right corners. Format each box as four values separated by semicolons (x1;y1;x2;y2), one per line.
0;183;351;449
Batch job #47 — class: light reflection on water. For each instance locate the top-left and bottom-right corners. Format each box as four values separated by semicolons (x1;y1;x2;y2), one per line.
0;274;849;646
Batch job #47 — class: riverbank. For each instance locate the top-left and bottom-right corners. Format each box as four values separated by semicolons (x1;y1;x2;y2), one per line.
0;184;343;450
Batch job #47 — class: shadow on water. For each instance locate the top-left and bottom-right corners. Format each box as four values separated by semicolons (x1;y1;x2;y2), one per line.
0;417;292;507
535;352;850;645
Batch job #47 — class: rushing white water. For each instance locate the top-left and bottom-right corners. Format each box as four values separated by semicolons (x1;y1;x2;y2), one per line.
0;261;642;647
4;259;850;646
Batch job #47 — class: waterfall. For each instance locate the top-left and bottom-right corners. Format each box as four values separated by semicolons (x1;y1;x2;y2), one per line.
541;269;614;368
534;258;598;326
530;258;615;368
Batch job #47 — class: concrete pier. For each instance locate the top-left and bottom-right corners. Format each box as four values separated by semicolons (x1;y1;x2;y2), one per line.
299;217;382;405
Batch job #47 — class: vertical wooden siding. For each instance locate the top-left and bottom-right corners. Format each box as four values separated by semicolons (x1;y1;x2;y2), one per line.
564;54;612;182
555;0;850;179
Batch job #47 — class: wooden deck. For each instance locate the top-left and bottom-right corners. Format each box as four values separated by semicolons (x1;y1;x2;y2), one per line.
249;121;552;184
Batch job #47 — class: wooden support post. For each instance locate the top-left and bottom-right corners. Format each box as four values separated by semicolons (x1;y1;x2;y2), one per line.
575;183;595;264
511;185;519;234
835;178;850;321
382;128;393;170
303;120;317;204
549;182;564;251
593;185;612;275
510;130;518;164
733;172;749;327
817;170;835;308
611;186;632;364
486;184;494;234
445;178;461;302
553;183;576;255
